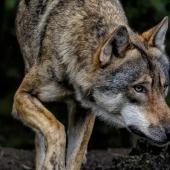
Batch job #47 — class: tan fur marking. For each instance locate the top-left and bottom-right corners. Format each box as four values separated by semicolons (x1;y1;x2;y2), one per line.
13;68;66;170
145;92;169;125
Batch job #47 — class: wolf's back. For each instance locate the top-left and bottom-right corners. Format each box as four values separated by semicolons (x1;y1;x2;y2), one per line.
16;0;61;71
16;0;127;72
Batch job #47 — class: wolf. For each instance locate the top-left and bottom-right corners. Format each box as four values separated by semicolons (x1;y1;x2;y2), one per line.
13;0;170;169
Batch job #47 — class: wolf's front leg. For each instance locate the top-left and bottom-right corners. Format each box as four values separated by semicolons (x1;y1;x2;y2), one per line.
13;68;66;170
66;100;96;170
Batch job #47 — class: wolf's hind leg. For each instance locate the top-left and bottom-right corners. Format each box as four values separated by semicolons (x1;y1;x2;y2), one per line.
66;100;96;170
13;67;66;170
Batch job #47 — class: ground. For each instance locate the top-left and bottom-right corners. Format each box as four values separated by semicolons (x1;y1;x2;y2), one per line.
1;139;170;170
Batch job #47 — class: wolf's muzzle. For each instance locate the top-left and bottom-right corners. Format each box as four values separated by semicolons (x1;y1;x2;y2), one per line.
128;125;169;144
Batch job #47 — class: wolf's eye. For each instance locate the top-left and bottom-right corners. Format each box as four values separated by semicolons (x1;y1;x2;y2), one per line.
133;85;146;93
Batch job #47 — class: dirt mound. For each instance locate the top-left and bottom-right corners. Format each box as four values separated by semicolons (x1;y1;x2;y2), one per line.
0;147;34;170
0;139;170;170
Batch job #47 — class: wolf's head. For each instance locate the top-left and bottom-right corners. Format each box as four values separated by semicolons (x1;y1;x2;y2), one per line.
92;17;170;144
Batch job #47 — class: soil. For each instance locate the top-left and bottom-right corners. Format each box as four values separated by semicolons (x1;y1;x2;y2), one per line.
1;139;170;170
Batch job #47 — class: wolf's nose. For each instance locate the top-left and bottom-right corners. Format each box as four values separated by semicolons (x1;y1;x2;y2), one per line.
165;125;170;140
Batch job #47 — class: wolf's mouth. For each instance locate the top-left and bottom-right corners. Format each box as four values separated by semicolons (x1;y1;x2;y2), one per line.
128;125;147;138
128;125;168;145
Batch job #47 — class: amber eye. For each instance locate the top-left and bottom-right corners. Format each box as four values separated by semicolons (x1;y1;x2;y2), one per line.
133;85;146;93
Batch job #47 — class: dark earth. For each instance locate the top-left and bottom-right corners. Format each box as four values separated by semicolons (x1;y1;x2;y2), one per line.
1;139;170;170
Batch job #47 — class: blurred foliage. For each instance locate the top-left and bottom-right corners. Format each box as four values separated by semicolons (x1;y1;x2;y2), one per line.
0;0;170;149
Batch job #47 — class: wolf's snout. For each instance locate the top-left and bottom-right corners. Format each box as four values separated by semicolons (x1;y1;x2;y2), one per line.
128;125;170;144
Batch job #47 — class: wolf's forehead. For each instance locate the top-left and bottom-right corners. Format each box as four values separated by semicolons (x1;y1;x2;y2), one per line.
108;49;149;80
133;45;170;85
130;34;169;76
152;61;169;86
146;47;169;79
131;35;169;71
148;48;169;70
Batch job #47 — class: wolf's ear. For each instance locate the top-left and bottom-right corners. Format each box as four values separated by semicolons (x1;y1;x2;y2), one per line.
99;26;129;67
142;17;168;50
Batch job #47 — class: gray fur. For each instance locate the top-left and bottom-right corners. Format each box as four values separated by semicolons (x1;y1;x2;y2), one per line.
14;0;170;169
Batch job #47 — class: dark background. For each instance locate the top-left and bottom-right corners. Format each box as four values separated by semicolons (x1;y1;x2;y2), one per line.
0;0;170;150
